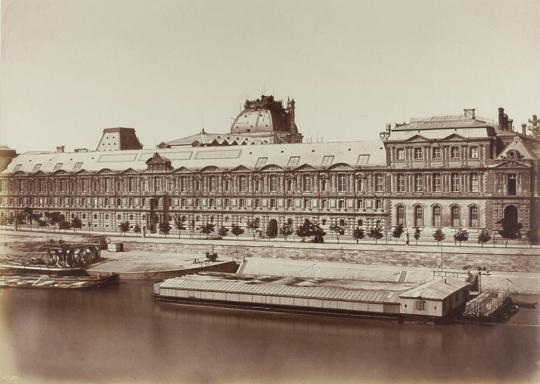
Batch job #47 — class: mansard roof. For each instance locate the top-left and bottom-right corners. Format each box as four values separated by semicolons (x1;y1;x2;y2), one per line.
393;114;493;131
2;140;385;175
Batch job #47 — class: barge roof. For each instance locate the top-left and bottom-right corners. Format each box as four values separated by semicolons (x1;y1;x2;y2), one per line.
398;278;470;300
159;273;403;304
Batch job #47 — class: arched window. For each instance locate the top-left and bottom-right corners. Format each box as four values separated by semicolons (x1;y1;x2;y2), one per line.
469;206;479;227
451;206;460;227
414;205;424;227
432;205;441;226
396;205;405;226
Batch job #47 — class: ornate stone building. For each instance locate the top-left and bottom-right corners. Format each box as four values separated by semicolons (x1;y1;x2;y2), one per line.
0;97;538;240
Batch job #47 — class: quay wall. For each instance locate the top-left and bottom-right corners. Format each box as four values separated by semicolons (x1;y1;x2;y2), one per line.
120;240;540;273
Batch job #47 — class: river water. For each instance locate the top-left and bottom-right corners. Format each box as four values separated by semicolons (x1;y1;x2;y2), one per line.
0;281;539;384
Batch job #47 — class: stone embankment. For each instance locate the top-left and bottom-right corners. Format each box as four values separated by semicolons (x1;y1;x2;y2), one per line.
1;230;539;293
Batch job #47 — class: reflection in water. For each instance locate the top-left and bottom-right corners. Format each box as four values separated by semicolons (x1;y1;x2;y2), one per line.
0;281;538;384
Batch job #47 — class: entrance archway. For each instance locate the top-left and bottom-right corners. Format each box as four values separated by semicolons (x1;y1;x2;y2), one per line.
503;205;518;226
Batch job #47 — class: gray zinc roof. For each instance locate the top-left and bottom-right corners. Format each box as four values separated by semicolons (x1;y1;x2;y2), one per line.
3;140;386;175
159;274;401;304
394;115;493;131
398;278;470;300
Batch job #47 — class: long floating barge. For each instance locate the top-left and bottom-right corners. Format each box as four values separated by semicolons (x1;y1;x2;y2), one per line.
154;273;472;321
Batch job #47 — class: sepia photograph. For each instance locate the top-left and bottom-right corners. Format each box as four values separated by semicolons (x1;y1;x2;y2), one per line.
0;0;539;383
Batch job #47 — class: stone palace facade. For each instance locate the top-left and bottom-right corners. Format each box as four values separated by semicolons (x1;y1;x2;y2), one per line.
0;95;538;239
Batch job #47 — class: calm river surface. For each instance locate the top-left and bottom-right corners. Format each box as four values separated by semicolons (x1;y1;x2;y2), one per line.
0;281;539;384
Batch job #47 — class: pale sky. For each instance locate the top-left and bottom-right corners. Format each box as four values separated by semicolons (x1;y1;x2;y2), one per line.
1;0;539;153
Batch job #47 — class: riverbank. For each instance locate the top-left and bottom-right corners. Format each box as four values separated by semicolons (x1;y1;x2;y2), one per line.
2;229;539;294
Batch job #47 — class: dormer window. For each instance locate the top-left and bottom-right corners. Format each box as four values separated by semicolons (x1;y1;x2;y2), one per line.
52;163;63;172
287;156;300;167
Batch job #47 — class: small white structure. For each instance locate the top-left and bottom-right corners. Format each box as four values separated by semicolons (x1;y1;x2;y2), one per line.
398;278;470;317
107;241;124;252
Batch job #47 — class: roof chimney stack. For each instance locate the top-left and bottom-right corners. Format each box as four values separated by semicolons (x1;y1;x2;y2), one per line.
56;146;65;153
464;109;475;119
522;123;527;135
508;119;513;131
498;107;505;130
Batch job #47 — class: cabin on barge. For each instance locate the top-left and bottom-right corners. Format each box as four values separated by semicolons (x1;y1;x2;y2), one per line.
154;273;471;320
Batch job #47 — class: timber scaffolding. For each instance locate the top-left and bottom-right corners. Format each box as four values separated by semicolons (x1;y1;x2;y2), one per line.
462;290;511;320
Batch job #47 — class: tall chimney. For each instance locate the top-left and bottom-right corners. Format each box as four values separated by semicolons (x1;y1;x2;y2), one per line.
522;123;527;135
498;108;505;130
56;146;65;153
508;119;513;131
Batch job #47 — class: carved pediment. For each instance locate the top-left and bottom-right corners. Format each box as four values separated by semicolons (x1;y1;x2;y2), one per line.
95;168;115;175
489;160;532;169
440;133;467;141
327;163;354;171
145;152;173;171
403;135;430;143
120;168;141;175
172;166;191;174
230;165;252;173
293;163;319;172
260;164;284;172
200;165;222;173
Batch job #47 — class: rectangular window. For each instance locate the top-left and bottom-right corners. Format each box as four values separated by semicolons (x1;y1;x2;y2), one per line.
338;175;348;192
450;147;460;159
286;179;293;192
208;176;217;192
239;176;247;192
469;146;479;159
321;179;328;192
303;175;312;192
238;199;245;208
396;148;405;161
303;198;309;209
255;157;268;168
338;199;345;209
470;173;479;192
451;173;460;192
375;174;383;192
269;175;278;192
414;148;423;160
432;147;441;160
432;173;441;192
321;155;334;167
397;174;405;192
287;156;300;167
321;199;327;209
508;174;517;195
414;174;423;192
52;163;63;172
415;300;426;311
